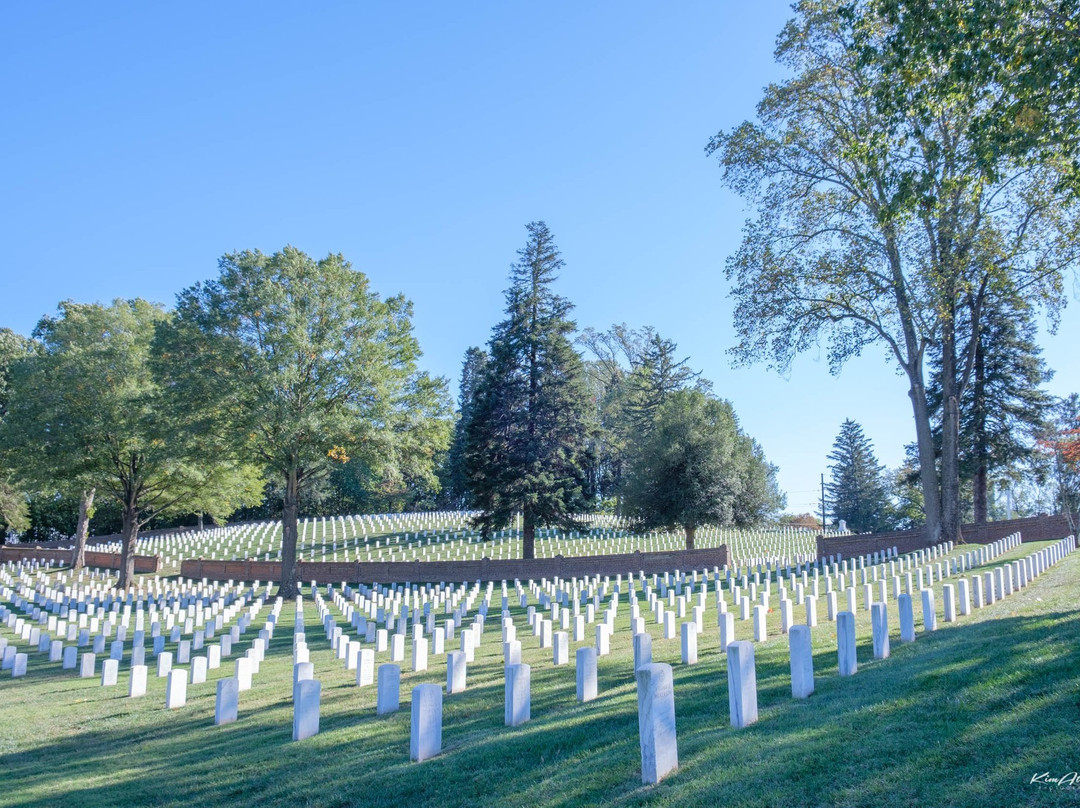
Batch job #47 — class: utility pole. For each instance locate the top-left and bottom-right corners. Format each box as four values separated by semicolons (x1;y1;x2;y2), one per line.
820;473;827;535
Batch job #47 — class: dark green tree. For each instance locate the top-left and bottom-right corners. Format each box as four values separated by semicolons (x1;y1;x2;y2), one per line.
826;419;893;533
439;347;488;510
465;222;591;559
163;246;445;597
622;389;784;548
929;292;1053;524
578;324;708;511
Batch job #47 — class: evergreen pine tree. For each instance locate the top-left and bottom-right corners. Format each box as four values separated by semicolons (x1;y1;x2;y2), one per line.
826;420;893;533
464;222;590;559
440;347;488;509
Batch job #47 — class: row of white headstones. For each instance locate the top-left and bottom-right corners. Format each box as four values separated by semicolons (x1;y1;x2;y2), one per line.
0;533;1073;784
53;509;823;568
0;530;1031;694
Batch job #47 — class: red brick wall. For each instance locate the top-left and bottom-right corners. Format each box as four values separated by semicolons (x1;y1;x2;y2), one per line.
180;546;731;584
0;546;159;573
816;513;1076;560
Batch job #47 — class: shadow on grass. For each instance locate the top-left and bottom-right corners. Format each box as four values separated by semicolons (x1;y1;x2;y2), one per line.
2;605;1078;808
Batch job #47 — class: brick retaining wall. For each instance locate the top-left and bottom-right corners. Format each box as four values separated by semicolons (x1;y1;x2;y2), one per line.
0;546;160;573
180;545;730;584
816;513;1077;560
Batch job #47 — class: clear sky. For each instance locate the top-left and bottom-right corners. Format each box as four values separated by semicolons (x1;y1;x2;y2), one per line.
2;2;1077;515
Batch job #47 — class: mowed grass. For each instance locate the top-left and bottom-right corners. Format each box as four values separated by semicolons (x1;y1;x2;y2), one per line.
0;541;1077;808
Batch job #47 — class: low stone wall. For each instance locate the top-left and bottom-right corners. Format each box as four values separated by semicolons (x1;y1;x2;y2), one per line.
180;545;730;584
0;546;160;573
816;513;1077;560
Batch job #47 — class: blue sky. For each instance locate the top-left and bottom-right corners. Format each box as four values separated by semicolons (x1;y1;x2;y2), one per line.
2;2;1077;515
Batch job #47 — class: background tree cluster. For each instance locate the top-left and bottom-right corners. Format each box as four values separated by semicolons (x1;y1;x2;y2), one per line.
451;222;784;555
0;250;452;593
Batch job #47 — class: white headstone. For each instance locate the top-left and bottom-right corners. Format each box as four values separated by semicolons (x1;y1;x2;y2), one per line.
788;625;813;699
504;663;531;727
376;663;400;714
727;641;758;728
636;663;678;784
410;683;443;762
292;679;321;741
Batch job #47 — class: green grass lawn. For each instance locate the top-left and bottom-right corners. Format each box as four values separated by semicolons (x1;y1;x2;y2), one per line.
0;540;1077;808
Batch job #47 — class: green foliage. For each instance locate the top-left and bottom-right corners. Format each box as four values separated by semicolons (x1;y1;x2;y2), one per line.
622;389;784;547
707;0;1080;543
465;223;591;557
929;291;1053;523
578;324;709;511
863;0;1080;193
164;246;448;594
0;329;35;536
826;419;894;533
439;347;488;510
0;300;217;580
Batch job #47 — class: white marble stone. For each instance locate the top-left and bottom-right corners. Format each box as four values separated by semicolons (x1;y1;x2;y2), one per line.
377;663;400;714
101;658;119;686
80;652;96;678
681;622;698;665
553;631;569;666
788;625;813;699
292;679;321;741
897;594;915;642
410;683;443;762
633;631;653;671
837;611;857;676
576;646;597;702
718;612;735;651
504;663;531;727
356;649;374;687
870;602;889;659
446;651;466;695
165;668;188;708
727;641;758;727
636;663;678;784
412;637;429;672
215;676;238;725
129;664;147;697
921;588;937;631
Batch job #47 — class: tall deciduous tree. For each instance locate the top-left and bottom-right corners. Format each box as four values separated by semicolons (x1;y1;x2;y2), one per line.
0;329;35;538
708;0;1079;544
622;389;784;548
826;419;893;533
465;222;590;559
164;246;440;597
2;300;206;584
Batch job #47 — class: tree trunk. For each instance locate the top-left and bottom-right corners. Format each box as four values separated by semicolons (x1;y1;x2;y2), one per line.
908;378;942;545
197;512;205;531
279;469;301;598
972;335;988;525
684;524;696;550
117;498;139;589
522;507;535;560
884;234;941;546
939;317;963;545
71;487;94;570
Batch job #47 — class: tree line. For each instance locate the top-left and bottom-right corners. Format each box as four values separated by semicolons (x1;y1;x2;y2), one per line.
0;227;784;595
